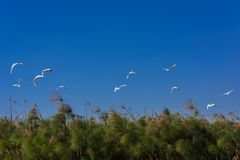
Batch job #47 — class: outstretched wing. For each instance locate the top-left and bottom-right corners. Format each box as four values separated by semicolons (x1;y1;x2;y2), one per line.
114;87;119;92
170;64;176;69
10;62;23;74
171;86;179;93
119;85;127;89
33;75;43;87
57;85;67;91
41;68;52;76
126;73;130;79
10;63;16;74
162;68;168;72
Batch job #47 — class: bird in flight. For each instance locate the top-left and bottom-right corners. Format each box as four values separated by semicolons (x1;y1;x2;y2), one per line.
220;90;234;96
114;85;127;93
33;75;44;87
56;85;67;91
162;64;176;72
127;70;136;79
13;79;21;88
41;68;52;76
207;103;217;110
171;86;179;93
10;62;23;74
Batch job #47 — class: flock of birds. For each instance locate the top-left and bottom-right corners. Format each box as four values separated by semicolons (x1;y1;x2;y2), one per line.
10;62;235;111
114;65;178;93
114;64;235;111
10;62;66;91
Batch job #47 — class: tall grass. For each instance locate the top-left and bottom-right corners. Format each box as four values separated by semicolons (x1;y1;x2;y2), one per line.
0;96;240;160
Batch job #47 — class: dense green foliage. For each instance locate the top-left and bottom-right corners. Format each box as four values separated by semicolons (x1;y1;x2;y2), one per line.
1;99;240;160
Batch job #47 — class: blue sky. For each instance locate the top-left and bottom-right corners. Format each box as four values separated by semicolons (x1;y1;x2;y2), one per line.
0;0;239;118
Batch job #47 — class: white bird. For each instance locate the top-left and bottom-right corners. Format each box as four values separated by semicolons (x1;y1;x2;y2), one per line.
10;62;23;74
13;79;21;88
220;90;234;96
56;85;67;91
33;75;44;87
207;103;217;110
41;68;52;76
162;64;176;72
171;86;179;93
114;85;127;93
127;70;136;79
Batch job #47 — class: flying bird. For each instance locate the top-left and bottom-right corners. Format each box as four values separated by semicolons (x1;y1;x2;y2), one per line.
171;86;179;93
207;103;217;110
114;85;127;93
13;79;21;88
56;85;67;91
162;64;176;72
33;75;44;87
127;70;136;79
220;90;234;96
41;68;52;76
10;62;23;74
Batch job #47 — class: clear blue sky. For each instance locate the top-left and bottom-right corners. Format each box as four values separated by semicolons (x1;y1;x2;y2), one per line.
0;0;239;118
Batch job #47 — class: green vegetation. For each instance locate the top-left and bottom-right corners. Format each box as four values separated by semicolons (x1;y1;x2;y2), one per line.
1;97;240;160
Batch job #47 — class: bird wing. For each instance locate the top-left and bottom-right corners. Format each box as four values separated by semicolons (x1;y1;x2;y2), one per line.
171;86;179;92
207;105;210;110
171;87;177;92
127;71;136;79
208;104;216;108
57;86;66;91
10;62;23;74
126;73;130;79
222;90;234;95
119;85;127;88
207;104;212;109
10;63;17;74
114;87;119;92
13;84;20;88
171;64;176;69
223;91;229;95
33;75;43;86
33;77;38;86
41;68;52;76
228;90;234;94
